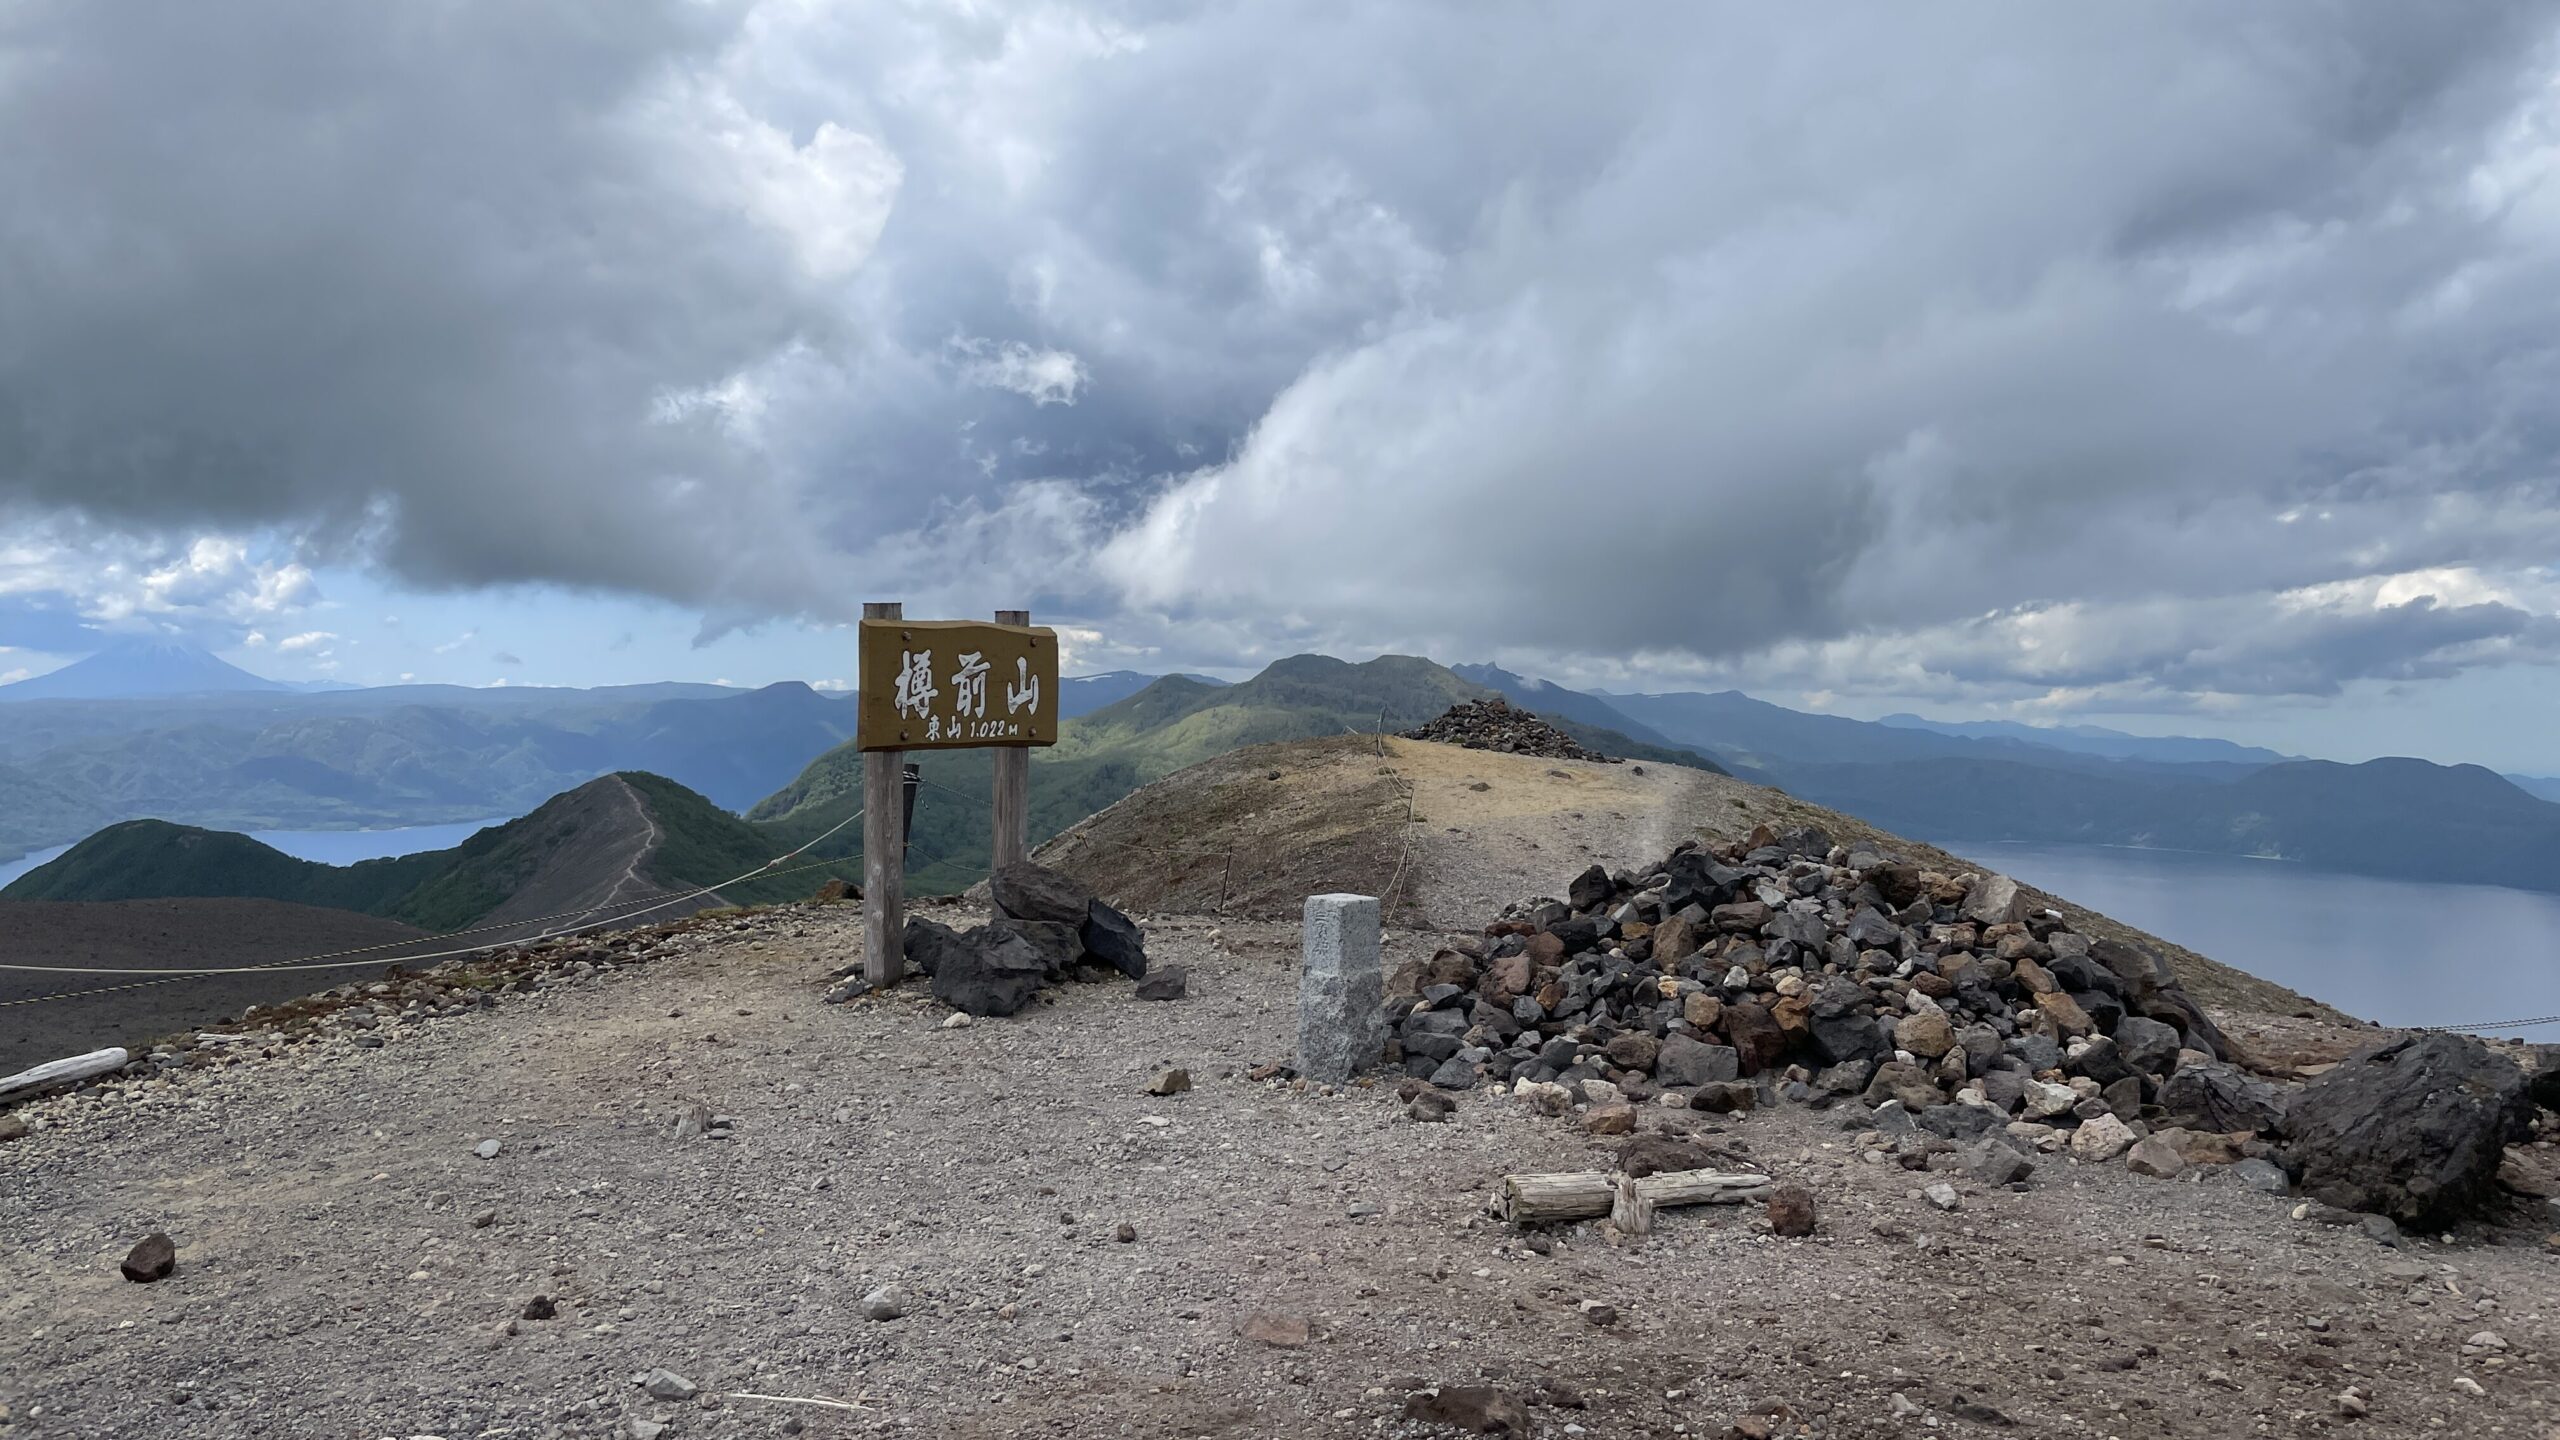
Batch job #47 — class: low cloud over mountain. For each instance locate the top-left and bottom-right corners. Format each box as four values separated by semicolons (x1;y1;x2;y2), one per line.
6;2;2560;718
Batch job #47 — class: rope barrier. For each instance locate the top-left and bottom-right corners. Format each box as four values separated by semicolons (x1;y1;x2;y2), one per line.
0;806;866;995
2425;1013;2560;1034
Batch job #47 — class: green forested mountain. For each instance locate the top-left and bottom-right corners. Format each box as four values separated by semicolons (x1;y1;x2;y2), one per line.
749;653;1720;891
4;773;862;929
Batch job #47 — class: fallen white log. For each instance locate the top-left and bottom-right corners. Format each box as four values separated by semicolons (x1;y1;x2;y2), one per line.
0;1047;128;1102
1499;1168;1774;1224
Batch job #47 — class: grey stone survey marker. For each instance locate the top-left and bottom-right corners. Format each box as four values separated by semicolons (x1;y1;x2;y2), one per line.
1298;893;1386;1083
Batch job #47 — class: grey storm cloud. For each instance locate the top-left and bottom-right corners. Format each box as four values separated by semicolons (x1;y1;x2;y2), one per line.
7;1;2560;706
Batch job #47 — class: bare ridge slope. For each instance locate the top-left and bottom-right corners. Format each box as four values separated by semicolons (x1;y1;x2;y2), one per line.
1035;734;2335;1020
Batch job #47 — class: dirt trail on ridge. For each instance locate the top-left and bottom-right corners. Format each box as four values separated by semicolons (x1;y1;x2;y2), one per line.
1040;735;2340;1023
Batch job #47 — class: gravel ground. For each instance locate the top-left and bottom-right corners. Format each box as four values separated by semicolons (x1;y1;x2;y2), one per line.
2;904;2554;1440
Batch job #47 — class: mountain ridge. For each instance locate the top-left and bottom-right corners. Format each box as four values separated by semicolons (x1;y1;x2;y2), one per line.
0;637;291;701
3;772;860;933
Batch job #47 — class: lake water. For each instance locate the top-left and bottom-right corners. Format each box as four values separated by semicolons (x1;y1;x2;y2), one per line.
1929;838;2560;1032
0;817;514;891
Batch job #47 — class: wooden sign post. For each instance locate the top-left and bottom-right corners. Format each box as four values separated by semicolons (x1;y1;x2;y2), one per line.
856;606;1060;983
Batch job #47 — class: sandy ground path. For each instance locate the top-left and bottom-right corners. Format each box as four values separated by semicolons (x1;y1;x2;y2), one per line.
2;905;2554;1440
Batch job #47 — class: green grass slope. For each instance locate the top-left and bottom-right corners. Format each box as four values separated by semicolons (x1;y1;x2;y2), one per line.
0;818;448;911
5;772;864;930
750;653;1728;892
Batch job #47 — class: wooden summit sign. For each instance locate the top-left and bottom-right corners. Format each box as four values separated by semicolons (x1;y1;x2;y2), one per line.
856;618;1060;751
853;604;1058;988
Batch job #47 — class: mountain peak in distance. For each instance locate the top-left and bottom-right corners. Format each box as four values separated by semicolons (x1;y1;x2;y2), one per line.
0;635;292;701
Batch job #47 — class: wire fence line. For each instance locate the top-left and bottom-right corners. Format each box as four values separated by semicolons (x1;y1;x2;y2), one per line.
0;805;868;1002
2424;1012;2560;1034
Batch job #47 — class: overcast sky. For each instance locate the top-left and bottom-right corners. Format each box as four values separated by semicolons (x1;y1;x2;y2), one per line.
7;2;2560;769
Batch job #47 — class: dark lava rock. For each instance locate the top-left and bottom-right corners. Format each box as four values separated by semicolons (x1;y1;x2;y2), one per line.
2286;1032;2533;1227
1918;1104;2001;1141
1403;1386;1532;1436
120;1233;176;1284
1545;917;1602;955
1567;863;1612;912
1688;1080;1757;1114
1614;1135;1723;1178
987;918;1084;979
902;916;973;977
2523;1045;2560;1111
1656;1035;1739;1086
2111;1015;2182;1075
929;928;1050;1017
989;860;1093;926
1401;697;1616;766
2159;1060;2285;1135
1080;899;1147;979
521;1294;556;1321
1132;965;1187;1001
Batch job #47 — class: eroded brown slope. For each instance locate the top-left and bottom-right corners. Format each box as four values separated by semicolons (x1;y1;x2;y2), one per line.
1036;734;2340;1022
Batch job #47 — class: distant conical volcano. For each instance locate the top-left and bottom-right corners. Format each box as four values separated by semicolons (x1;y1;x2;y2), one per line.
0;636;291;700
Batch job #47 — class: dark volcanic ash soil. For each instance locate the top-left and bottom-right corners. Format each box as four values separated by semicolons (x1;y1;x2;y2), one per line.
0;898;434;1072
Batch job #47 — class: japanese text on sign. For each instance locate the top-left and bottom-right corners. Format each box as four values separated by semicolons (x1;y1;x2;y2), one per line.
856;619;1058;751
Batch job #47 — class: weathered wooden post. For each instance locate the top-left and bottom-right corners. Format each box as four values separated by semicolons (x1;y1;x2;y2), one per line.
855;607;1059;988
989;609;1031;872
861;601;907;984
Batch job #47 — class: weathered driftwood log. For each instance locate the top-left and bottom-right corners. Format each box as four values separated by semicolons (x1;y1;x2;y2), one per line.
0;1047;128;1102
1499;1169;1774;1224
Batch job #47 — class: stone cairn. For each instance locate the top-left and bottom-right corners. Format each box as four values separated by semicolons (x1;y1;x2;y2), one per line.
1393;830;2557;1227
896;861;1158;1017
1390;824;2314;1184
1400;697;1618;764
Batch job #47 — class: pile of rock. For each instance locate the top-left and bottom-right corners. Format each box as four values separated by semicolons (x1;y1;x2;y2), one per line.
1388;832;2263;1167
1392;828;2556;1226
1402;697;1617;763
899;861;1156;1017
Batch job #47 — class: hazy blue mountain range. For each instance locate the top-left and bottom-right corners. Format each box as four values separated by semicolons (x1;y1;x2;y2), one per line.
2504;773;2560;804
0;643;1240;862
1875;712;2297;767
13;643;2560;904
0;636;296;700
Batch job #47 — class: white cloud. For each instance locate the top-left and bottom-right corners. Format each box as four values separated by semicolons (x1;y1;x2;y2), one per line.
947;337;1088;406
276;630;338;653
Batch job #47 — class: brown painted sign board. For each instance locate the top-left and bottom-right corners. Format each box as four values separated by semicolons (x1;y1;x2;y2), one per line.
856;618;1060;751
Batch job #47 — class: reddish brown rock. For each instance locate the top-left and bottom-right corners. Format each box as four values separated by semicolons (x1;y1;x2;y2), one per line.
2036;989;2096;1036
1767;1184;1817;1237
1480;953;1534;1006
1603;1032;1660;1072
1652;914;1701;966
1584;1102;1638;1136
1682;993;1724;1031
1723;1001;1786;1073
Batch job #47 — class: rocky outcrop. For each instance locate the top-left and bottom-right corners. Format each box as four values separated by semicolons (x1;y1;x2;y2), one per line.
1385;827;2287;1175
916;920;1048;1017
900;862;1150;1016
2159;1061;2286;1135
1402;698;1616;763
2285;1033;2533;1227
